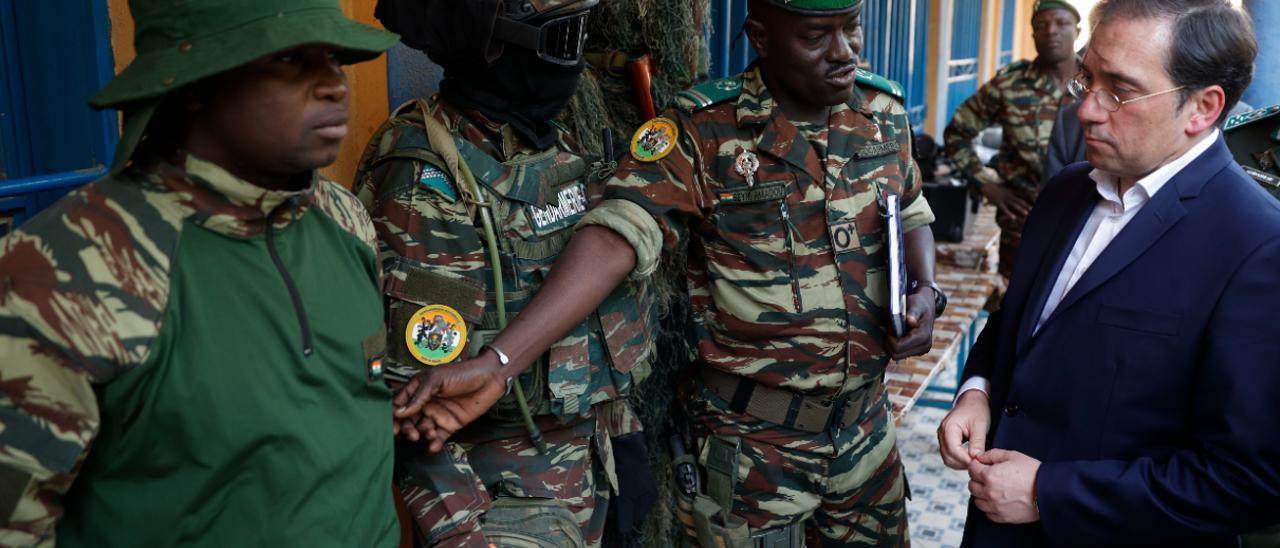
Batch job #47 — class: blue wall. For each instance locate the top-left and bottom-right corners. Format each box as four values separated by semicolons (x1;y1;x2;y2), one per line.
945;0;983;121
0;0;117;234
998;0;1017;68
1243;0;1279;108
863;0;932;130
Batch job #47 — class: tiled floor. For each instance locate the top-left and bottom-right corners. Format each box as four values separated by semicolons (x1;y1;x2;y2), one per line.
897;353;972;548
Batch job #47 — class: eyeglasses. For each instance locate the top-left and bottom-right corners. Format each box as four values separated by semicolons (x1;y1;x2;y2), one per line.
1067;74;1185;112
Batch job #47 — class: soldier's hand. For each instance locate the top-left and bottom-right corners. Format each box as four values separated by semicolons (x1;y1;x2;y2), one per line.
887;291;935;360
392;355;507;448
979;183;1033;220
938;390;991;470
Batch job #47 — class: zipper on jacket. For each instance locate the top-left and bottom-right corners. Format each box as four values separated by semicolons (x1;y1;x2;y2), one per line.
266;200;314;357
780;201;804;312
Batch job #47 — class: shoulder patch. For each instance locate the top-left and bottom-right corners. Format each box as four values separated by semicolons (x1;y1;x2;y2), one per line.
417;163;458;201
630;117;679;162
676;76;744;111
997;59;1031;77
1224;105;1280;133
854;68;904;101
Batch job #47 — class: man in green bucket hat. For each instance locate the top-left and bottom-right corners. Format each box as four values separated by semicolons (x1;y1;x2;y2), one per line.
0;0;399;546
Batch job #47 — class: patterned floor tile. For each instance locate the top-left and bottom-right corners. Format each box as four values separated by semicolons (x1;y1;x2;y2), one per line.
898;403;970;548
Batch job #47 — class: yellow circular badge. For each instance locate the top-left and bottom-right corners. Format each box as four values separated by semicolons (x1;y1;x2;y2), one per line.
404;304;468;366
630;117;679;162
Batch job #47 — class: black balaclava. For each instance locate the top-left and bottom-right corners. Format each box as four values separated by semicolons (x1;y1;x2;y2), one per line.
376;0;586;149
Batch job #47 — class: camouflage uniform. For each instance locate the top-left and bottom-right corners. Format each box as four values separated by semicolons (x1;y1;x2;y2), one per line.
1224;104;1280;202
0;156;397;547
577;65;935;546
943;58;1074;277
355;96;657;547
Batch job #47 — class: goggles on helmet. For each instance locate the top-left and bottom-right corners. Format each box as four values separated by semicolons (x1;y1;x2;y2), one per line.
493;8;589;67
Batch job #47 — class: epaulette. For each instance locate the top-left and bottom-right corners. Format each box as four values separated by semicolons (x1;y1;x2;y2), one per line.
997;59;1031;77
854;68;904;101
1224;105;1280;137
675;76;744;112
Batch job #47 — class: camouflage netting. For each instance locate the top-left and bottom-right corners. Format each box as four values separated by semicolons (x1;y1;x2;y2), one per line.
557;2;711;547
561;0;712;158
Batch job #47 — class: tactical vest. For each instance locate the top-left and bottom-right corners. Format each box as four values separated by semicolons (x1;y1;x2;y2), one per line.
359;98;656;422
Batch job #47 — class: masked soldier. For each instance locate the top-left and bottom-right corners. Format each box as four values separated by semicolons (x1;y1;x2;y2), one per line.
394;0;942;545
944;0;1081;278
0;0;399;546
357;1;658;546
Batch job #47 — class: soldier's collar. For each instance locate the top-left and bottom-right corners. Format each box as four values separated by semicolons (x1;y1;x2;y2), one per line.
737;65;873;127
735;66;776;127
1028;54;1083;83
163;152;319;237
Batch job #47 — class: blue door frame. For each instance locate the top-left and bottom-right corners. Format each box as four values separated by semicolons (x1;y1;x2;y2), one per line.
945;0;983;121
0;0;118;236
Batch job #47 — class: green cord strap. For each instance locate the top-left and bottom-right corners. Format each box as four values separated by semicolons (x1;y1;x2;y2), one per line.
423;115;546;454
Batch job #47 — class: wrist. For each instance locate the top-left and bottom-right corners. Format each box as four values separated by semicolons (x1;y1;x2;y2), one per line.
481;344;514;395
957;389;989;406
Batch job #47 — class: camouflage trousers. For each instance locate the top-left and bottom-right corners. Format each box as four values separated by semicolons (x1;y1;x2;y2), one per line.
994;185;1037;279
396;415;611;548
684;393;909;547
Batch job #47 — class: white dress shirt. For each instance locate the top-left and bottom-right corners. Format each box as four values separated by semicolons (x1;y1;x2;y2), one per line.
958;130;1220;399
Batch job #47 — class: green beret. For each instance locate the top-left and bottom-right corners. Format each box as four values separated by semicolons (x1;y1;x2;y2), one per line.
759;0;863;15
1033;0;1081;22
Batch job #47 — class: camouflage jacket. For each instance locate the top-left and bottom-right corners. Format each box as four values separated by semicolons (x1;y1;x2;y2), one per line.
1224;104;1280;201
0;155;396;547
355;96;656;428
944;58;1075;196
578;66;934;450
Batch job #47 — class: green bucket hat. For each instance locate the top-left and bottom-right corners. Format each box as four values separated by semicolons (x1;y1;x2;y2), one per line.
758;0;864;16
1033;0;1081;22
93;0;399;172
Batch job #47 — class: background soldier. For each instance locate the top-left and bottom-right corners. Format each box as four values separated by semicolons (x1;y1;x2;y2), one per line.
359;1;658;546
393;0;942;545
1224;104;1280;202
0;0;399;546
944;0;1081;278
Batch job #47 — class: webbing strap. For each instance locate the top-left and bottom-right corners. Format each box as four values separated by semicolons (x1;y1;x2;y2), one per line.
705;436;740;512
750;522;805;548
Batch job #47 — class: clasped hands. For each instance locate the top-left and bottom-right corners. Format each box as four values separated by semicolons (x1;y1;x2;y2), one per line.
390;352;509;453
938;390;1042;524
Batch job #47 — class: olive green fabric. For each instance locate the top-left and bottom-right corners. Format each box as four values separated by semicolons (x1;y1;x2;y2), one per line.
1033;0;1080;21
91;0;397;109
56;176;396;547
758;0;863;14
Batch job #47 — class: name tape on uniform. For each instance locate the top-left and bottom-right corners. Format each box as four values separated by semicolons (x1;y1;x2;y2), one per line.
717;182;787;204
854;140;900;160
529;182;588;232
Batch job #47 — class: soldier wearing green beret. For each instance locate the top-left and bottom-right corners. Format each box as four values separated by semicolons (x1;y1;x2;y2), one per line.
0;1;400;546
944;0;1081;278
394;0;941;545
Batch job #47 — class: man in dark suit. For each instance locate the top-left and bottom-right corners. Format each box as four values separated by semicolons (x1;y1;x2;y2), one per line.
937;1;1280;546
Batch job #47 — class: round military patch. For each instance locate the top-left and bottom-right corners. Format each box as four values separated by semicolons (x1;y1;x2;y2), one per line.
404;304;468;366
631;117;679;162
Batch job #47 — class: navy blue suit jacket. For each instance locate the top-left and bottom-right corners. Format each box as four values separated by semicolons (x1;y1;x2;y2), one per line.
960;137;1280;547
